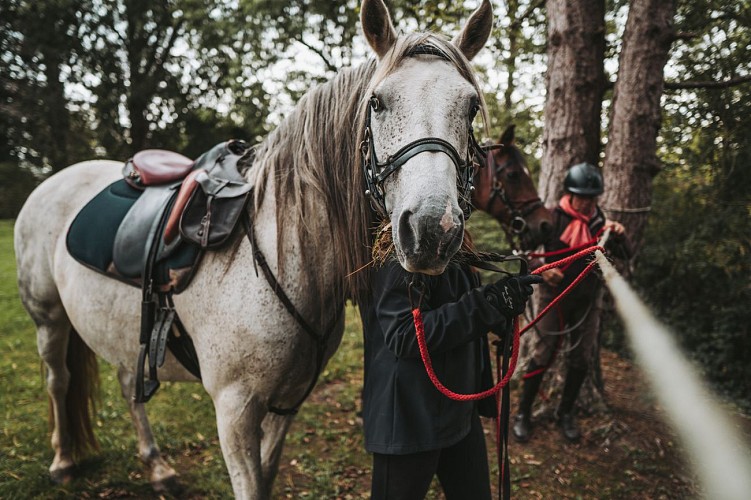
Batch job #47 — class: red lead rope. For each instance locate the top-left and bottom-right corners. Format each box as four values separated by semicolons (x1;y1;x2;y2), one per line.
410;244;604;499
411;245;604;401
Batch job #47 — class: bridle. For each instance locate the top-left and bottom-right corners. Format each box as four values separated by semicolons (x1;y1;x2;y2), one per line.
483;146;544;237
360;44;488;221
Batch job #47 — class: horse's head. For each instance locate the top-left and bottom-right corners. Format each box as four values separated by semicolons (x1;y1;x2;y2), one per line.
472;125;553;249
359;0;493;275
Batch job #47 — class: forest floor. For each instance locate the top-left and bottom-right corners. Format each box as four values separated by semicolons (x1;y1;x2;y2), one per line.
274;349;751;500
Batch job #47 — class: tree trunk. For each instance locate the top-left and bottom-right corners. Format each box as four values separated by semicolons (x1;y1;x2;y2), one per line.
538;0;606;206
601;0;676;252
518;0;607;417
42;52;70;172
504;0;521;111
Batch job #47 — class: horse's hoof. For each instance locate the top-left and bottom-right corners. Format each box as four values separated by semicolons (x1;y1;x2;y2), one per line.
152;474;182;495
50;465;75;485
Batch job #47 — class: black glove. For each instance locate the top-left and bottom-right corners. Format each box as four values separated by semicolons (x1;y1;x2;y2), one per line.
485;274;543;318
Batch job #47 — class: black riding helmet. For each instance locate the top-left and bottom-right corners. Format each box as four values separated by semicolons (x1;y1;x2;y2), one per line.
563;162;604;196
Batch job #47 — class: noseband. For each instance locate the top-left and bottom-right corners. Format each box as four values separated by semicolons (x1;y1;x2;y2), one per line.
484;148;543;235
360;45;487;220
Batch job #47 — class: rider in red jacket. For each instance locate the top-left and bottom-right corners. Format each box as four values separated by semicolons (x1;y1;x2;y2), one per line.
513;162;631;443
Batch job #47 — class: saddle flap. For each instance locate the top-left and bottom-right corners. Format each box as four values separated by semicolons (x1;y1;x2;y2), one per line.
124;150;194;188
113;184;178;278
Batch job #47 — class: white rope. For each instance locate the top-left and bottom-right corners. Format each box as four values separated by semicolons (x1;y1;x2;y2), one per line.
594;245;751;499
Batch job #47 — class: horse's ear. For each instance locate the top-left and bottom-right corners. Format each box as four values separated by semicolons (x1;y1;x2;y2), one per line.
452;0;493;61
361;0;397;59
500;124;516;146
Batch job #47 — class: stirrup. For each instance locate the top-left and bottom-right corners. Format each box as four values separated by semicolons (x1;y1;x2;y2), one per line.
135;344;161;403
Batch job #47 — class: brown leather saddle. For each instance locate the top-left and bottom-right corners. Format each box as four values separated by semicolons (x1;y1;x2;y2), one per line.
117;140;254;402
115;140;252;281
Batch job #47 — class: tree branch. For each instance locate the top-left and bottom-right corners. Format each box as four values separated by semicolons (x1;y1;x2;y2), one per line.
296;39;337;73
149;19;184;79
672;30;700;41
664;75;751;90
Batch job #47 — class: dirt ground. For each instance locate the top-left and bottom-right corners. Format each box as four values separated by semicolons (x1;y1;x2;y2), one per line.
276;349;751;499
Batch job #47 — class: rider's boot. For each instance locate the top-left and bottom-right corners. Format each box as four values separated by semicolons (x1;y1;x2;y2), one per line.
512;364;544;443
556;367;587;442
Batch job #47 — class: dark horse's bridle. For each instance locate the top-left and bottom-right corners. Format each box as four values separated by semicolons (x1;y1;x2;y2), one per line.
360;45;490;220
483;147;544;237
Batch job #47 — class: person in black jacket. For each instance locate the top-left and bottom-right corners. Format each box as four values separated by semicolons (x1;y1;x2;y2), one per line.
512;162;631;444
360;231;541;500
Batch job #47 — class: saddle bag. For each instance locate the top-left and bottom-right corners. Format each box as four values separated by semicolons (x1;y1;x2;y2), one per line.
179;170;252;249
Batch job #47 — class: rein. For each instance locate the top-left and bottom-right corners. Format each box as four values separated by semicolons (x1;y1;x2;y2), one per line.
409;245;603;400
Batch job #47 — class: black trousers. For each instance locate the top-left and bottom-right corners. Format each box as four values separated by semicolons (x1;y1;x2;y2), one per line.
371;413;491;500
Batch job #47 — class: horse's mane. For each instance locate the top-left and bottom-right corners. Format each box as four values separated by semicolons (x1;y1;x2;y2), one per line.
250;32;488;304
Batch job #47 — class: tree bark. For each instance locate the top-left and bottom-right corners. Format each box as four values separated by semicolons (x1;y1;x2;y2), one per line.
538;0;606;207
601;0;676;251
519;0;677;420
504;0;521;111
518;0;607;418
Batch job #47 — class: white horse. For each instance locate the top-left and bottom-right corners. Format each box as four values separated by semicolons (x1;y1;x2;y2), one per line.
13;0;494;497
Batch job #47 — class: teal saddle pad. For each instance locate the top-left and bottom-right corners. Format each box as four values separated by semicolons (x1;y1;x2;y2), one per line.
66;179;201;291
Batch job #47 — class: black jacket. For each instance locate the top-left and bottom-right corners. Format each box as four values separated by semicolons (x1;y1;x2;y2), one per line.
359;259;509;455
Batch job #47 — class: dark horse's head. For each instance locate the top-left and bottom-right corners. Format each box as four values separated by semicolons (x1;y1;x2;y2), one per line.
472;125;552;249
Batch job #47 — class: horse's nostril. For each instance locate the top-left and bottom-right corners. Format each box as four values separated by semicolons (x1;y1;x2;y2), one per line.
437;224;463;259
397;210;416;253
540;221;552;236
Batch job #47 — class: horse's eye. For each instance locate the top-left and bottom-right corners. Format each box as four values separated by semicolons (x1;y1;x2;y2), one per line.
370;96;384;112
507;170;521;182
469;103;480;120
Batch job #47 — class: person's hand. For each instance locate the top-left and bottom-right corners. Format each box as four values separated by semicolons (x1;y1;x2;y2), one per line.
541;267;564;286
485;274;543;318
604;219;626;236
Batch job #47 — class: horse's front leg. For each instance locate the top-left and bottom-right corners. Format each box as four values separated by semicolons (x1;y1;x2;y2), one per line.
213;385;268;499
260;412;294;497
116;367;179;493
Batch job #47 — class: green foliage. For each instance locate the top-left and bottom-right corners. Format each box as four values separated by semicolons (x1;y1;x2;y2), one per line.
631;0;751;409
636;168;751;409
0;163;38;219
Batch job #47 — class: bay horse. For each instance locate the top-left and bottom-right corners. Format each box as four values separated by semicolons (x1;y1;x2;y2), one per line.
12;0;495;498
472;124;552;249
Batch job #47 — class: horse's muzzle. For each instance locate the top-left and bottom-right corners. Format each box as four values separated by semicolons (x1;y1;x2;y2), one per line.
394;205;464;274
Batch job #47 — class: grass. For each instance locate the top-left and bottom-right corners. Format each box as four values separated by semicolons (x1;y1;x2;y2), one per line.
1;223;233;498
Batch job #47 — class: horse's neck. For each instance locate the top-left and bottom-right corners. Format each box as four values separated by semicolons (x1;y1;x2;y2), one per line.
252;173;343;324
245;62;375;306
